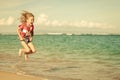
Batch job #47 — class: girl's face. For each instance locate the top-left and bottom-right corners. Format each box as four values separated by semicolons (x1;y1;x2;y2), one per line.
27;16;34;25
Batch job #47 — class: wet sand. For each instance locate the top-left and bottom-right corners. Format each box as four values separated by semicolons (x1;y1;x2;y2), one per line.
0;71;48;80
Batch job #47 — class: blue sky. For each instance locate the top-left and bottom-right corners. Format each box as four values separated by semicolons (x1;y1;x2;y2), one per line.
0;0;120;34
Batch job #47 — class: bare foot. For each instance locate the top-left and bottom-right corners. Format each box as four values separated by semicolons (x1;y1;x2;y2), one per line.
25;54;29;61
19;49;23;57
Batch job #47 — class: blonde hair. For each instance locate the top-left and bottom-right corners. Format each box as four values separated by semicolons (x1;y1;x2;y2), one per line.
20;10;34;22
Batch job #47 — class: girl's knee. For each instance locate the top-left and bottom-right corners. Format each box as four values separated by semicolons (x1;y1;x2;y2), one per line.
26;49;31;53
32;49;36;53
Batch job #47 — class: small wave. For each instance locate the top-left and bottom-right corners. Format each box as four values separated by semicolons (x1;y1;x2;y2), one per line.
11;60;27;75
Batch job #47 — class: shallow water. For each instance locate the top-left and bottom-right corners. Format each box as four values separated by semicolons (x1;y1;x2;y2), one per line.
0;35;120;80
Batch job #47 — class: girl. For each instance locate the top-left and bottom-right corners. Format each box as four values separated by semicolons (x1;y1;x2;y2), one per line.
17;11;36;61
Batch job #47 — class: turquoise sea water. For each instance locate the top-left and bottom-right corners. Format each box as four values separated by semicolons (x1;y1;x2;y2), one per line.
0;35;120;60
0;35;120;80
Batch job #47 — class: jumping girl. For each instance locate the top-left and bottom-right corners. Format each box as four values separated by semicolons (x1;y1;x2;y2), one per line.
17;11;36;61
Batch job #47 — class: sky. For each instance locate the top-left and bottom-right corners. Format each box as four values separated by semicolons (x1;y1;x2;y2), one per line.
0;0;120;34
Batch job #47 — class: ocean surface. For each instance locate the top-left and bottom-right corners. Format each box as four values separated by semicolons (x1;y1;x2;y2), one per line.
0;35;120;80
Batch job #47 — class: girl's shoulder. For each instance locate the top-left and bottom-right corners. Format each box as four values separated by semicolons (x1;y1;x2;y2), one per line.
18;22;26;28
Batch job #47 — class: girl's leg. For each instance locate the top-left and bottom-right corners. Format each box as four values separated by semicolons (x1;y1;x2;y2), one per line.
25;54;29;61
24;42;36;61
28;42;36;53
24;50;32;61
19;41;31;61
19;49;24;56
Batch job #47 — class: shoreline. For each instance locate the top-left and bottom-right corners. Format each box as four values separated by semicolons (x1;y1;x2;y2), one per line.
0;71;48;80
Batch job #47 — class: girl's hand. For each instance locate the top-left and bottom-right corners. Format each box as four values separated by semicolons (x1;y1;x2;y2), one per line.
20;38;24;41
30;37;33;41
18;36;23;41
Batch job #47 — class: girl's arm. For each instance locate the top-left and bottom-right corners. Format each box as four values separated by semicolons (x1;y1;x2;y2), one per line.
17;27;23;40
30;37;33;41
30;30;34;41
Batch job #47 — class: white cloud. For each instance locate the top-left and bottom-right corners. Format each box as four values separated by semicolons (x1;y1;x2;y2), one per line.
6;16;14;25
0;16;14;26
36;13;113;29
36;13;48;25
0;18;5;25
